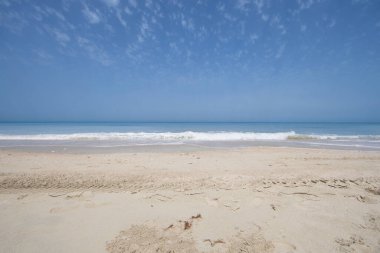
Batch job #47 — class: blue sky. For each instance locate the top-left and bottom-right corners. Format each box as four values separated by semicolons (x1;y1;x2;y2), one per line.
0;0;379;122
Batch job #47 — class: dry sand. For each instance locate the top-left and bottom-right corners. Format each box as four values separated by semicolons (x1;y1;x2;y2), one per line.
0;147;379;252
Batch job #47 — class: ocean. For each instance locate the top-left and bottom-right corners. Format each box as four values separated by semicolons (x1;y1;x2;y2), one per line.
0;122;379;150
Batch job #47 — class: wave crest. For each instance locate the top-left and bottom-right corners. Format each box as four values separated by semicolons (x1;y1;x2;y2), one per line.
0;131;376;142
0;131;295;141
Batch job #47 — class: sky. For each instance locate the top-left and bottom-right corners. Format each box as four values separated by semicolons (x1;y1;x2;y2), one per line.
0;0;379;122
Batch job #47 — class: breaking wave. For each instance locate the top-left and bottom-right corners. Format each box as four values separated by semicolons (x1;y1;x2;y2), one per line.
0;131;377;141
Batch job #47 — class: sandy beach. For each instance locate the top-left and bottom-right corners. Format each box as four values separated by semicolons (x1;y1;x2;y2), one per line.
0;146;379;252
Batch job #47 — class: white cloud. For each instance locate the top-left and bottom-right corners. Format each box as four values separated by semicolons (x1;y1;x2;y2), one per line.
34;49;53;60
116;10;127;27
44;6;66;21
137;16;151;42
77;36;112;65
43;25;71;46
82;5;101;24
292;0;317;15
223;13;237;22
275;43;286;59
328;19;336;28
195;25;208;40
53;30;70;45
129;0;137;8
240;21;246;35
124;6;132;15
62;0;72;12
102;0;119;7
253;0;264;14
169;42;180;54
351;0;369;4
125;45;139;62
297;0;314;10
249;34;259;44
270;15;287;35
145;0;153;9
261;14;269;22
169;0;183;9
216;2;225;12
180;14;194;31
0;10;28;33
0;0;11;7
236;0;250;11
32;5;66;22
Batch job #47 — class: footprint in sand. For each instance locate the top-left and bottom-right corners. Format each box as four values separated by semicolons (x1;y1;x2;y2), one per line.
354;195;378;204
205;197;219;207
365;187;380;195
49;204;80;213
107;221;273;253
335;235;368;253
363;214;380;231
223;201;240;211
17;194;28;200
228;232;274;253
106;224;197;253
272;241;297;253
65;191;93;199
205;196;241;211
145;193;173;202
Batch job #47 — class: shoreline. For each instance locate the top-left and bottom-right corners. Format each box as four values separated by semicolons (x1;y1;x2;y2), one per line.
1;139;380;154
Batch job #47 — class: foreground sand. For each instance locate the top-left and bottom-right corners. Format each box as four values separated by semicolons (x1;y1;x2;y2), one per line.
0;147;379;252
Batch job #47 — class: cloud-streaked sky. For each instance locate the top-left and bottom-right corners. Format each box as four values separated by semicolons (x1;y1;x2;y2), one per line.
0;0;379;122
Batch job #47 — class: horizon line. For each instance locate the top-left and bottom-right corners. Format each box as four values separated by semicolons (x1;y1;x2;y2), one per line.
0;121;379;124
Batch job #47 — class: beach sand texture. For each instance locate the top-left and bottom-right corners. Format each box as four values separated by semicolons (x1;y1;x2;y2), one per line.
0;147;380;252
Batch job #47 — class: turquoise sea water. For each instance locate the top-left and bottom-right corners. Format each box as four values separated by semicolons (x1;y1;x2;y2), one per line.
0;122;379;150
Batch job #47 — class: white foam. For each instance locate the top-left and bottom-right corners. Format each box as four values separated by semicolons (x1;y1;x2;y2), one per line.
297;141;380;149
0;131;295;141
0;131;377;142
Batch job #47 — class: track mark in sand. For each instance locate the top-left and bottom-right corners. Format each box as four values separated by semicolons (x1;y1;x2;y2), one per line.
107;215;274;253
272;241;297;252
107;214;202;253
335;235;368;253
223;201;240;211
355;195;377;204
49;193;68;197
1;173;379;192
48;191;93;199
65;191;85;199
363;214;380;231
17;194;28;200
49;204;80;213
106;224;197;253
227;232;274;253
366;187;380;195
145;193;172;202
185;191;204;196
203;239;225;247
344;195;378;204
279;192;319;198
205;197;219;207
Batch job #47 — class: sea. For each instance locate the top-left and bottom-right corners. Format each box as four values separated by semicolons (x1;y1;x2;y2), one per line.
0;122;380;151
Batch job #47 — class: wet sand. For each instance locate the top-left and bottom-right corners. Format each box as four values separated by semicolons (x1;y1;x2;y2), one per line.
0;147;380;252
